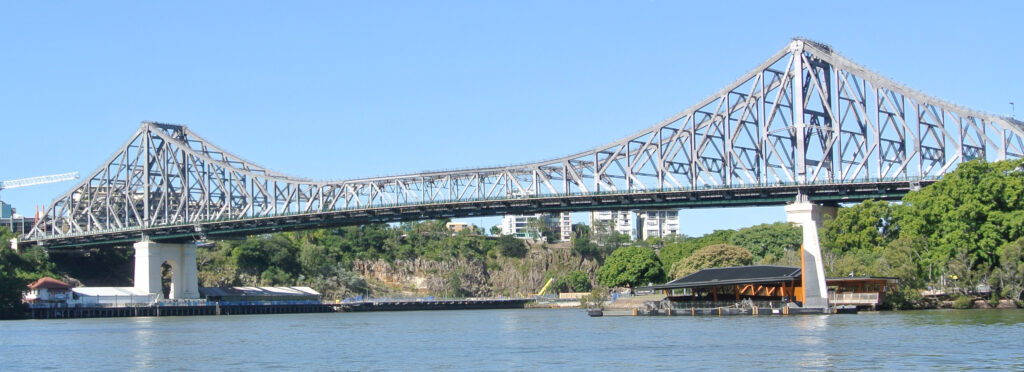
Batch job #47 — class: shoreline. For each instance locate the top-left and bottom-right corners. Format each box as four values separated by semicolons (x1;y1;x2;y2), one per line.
20;297;532;320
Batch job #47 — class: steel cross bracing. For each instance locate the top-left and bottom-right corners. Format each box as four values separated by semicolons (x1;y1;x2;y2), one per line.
26;39;1024;248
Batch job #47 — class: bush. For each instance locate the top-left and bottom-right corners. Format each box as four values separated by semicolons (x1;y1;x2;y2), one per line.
988;293;1001;308
597;246;665;288
883;286;924;310
563;270;591;292
497;236;528;258
571;238;600;258
953;295;973;309
579;287;609;309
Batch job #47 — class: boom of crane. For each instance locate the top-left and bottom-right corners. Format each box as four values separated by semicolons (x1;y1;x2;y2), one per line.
536;278;555;297
0;172;79;191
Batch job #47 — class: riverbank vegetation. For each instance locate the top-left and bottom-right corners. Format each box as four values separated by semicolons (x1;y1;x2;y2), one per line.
0;227;59;319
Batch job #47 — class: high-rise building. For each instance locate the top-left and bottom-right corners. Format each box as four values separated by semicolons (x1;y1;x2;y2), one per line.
556;211;572;242
635;209;680;240
501;212;572;242
589;210;636;240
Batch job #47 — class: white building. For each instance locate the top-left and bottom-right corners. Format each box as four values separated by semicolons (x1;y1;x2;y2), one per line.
24;277;160;306
501;212;572;241
71;287;160;306
635;209;680;240
24;277;73;304
589;211;636;240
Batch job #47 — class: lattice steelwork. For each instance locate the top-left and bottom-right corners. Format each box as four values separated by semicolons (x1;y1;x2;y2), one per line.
27;39;1024;247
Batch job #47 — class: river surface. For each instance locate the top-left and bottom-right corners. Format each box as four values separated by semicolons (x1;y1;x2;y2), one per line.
2;308;1023;371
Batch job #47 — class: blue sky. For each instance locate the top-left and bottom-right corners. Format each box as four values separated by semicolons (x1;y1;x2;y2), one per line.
2;1;1022;236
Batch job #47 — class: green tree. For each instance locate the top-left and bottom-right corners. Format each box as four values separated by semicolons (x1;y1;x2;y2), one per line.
496;235;527;258
260;266;291;285
901;159;1024;277
525;217;546;242
823;200;899;254
996;238;1024;301
0;248;30;319
489;225;502;236
0;227;63;319
562;270;592;292
596;246;665;288
579;287;609;309
592;220;627;251
571;236;600;258
669;244;753;279
729;222;802;261
571;223;591;240
873;235;928;309
658;230;734;269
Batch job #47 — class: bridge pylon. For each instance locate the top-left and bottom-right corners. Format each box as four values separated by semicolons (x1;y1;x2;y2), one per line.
784;195;837;311
133;239;200;299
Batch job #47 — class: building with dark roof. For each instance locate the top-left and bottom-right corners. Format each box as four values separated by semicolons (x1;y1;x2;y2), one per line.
650;266;804;306
648;266;898;310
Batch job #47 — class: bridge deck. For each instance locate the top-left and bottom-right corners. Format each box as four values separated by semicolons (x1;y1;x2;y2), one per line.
27;179;928;249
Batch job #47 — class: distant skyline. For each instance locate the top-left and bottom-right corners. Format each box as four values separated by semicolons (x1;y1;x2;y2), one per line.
2;1;1022;236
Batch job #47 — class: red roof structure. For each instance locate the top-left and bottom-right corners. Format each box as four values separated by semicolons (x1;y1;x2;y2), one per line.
27;277;72;290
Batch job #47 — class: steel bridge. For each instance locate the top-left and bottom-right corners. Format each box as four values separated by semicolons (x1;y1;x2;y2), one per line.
23;38;1024;249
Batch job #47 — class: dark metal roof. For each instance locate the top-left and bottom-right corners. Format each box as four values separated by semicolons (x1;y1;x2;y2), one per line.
649;265;801;290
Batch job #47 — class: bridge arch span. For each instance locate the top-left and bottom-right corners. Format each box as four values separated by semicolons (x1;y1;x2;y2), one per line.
24;38;1024;248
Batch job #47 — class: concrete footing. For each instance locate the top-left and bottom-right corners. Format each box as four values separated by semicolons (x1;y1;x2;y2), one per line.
133;240;199;299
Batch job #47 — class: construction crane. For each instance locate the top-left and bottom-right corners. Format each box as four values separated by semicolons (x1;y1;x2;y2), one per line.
536;278;556;297
0;172;79;216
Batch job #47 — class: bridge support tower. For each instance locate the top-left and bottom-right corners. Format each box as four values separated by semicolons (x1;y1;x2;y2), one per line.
133;240;200;299
784;195;837;311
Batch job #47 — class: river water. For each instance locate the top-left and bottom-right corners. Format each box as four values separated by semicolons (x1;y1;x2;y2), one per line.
2;308;1023;371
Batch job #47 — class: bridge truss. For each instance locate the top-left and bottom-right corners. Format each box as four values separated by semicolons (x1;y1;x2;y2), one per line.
26;39;1024;248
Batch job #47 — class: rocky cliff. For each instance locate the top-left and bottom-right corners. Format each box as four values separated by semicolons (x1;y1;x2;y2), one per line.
353;242;599;297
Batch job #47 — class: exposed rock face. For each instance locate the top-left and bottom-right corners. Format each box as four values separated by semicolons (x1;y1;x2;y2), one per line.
353;257;489;296
352;242;600;297
487;245;600;296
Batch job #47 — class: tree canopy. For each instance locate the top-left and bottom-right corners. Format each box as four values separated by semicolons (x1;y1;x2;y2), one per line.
596;246;664;288
728;222;802;261
668;244;753;279
0;227;61;319
901;159;1024;272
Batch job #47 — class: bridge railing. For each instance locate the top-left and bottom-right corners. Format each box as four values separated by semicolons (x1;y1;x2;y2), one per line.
27;175;936;242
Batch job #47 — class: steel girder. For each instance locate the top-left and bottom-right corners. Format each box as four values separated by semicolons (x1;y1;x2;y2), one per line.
26;38;1024;246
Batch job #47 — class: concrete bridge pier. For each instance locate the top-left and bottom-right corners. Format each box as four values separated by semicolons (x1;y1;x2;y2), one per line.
133;240;200;299
784;195;837;310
